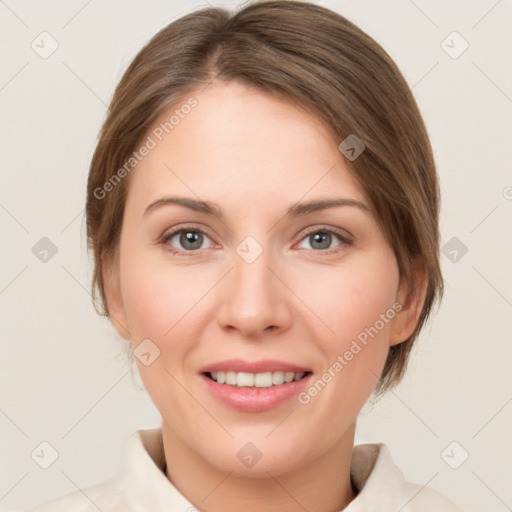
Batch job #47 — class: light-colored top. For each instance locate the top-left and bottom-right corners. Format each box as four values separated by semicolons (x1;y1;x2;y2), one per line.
23;427;464;511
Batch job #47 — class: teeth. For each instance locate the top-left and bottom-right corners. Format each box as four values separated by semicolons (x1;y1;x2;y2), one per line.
272;372;285;385
209;371;306;388
238;372;255;387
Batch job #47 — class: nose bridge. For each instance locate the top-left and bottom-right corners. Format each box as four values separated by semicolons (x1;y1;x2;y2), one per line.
217;236;292;336
232;239;277;307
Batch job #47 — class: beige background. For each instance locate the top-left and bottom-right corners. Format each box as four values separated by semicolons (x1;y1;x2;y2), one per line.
1;1;511;511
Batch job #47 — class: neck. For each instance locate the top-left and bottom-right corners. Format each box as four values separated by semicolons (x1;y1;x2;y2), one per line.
162;421;357;512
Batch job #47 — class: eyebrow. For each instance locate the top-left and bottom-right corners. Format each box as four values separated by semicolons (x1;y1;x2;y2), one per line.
143;196;369;218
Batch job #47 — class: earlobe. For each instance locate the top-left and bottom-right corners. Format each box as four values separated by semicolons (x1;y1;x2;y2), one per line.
389;260;428;347
102;252;131;340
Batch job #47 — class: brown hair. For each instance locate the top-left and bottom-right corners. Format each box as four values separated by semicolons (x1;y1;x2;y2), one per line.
86;0;443;397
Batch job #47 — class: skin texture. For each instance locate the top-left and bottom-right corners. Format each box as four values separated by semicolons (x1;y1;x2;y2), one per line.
104;80;426;512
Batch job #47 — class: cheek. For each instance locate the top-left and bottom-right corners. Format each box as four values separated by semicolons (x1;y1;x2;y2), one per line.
294;264;399;424
119;248;205;341
119;255;203;406
297;256;400;348
122;270;171;340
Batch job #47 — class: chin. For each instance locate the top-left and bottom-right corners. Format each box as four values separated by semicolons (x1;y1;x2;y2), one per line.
196;434;317;478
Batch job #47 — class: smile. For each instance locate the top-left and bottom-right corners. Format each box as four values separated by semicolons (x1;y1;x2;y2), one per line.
199;360;314;412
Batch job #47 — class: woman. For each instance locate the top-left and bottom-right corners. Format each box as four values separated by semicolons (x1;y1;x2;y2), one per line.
26;1;464;510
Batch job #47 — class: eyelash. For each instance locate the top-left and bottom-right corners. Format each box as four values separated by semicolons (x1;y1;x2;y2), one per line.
160;224;353;256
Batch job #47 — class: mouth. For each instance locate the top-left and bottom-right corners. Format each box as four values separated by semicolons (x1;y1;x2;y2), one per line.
198;360;313;412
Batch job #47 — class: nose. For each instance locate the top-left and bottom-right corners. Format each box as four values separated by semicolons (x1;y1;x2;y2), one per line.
216;244;293;339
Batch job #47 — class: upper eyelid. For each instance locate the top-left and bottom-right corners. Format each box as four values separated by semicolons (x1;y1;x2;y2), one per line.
163;224;216;241
300;224;352;240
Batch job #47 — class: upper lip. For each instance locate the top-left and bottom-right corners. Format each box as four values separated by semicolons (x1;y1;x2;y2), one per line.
199;359;312;374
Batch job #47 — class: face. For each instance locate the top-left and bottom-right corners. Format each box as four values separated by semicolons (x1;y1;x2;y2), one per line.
105;80;421;477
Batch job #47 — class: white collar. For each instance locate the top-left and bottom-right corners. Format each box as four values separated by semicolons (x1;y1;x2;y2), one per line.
120;427;463;511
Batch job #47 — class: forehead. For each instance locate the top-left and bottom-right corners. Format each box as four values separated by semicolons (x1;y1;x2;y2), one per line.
126;80;367;214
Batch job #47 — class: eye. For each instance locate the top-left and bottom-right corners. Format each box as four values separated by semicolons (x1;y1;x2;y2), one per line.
160;225;352;255
296;227;352;254
162;227;214;254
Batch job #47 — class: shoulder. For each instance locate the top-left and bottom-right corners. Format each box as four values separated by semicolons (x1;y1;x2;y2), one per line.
349;443;466;512
21;427;168;512
398;479;466;511
20;477;127;512
383;444;465;512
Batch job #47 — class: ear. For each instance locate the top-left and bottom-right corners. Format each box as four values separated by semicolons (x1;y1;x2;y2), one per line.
389;258;428;347
102;250;131;340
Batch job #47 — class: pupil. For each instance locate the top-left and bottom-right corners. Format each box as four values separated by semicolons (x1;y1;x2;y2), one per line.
311;232;331;250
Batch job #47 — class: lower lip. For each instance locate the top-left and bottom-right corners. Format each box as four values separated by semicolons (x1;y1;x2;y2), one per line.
200;373;312;412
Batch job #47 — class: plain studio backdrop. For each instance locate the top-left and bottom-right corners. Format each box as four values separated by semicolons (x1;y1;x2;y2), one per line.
0;1;511;511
